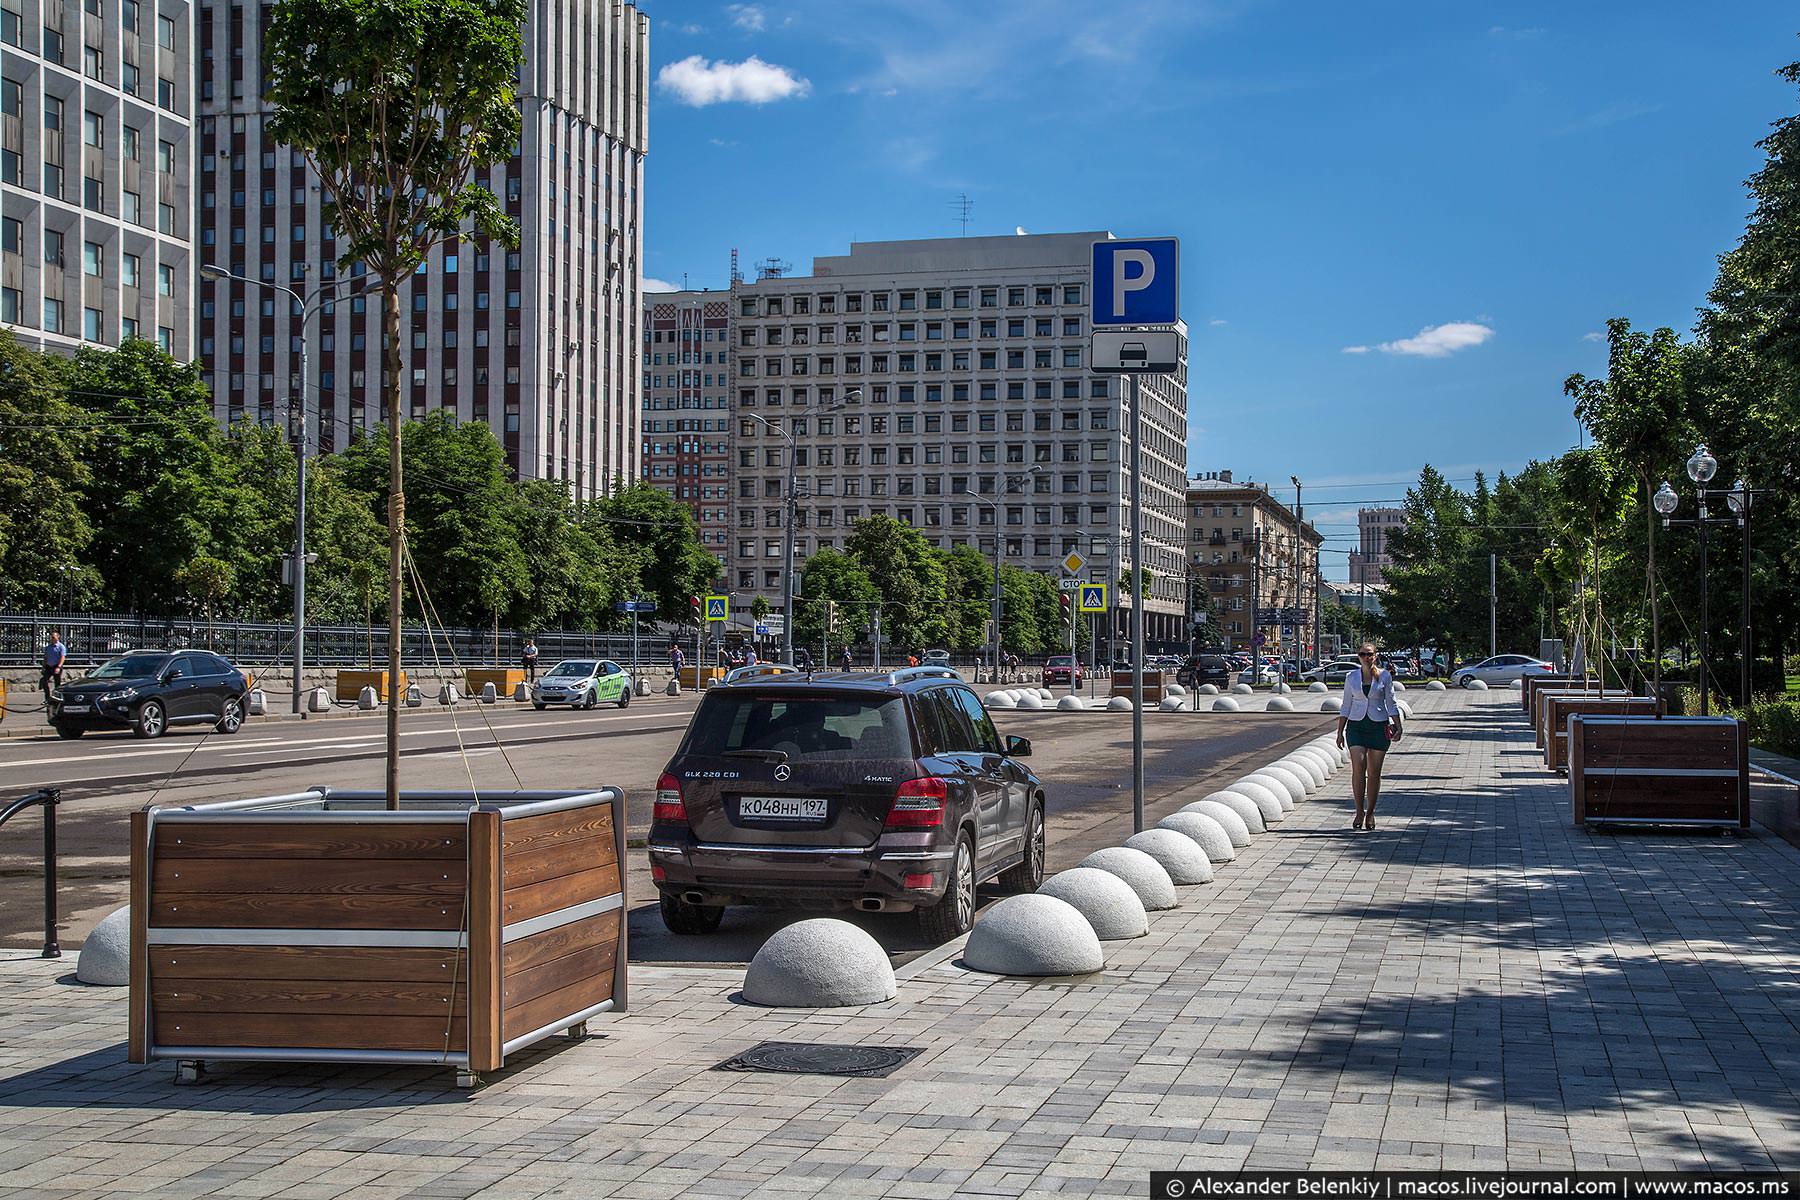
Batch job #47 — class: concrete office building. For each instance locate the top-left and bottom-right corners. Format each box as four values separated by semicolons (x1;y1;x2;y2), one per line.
641;288;732;565
731;232;1190;646
194;0;647;496
1185;471;1323;656
1;0;195;358
1348;505;1404;586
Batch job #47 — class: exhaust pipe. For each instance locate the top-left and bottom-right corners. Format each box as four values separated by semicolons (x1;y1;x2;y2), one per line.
682;891;707;906
857;896;887;912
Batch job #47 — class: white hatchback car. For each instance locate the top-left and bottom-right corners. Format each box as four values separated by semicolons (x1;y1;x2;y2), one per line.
1451;654;1554;688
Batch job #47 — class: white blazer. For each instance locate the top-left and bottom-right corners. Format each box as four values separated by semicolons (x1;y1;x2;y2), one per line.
1340;667;1399;722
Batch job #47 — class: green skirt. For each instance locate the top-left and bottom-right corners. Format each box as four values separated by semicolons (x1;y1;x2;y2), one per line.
1346;717;1391;751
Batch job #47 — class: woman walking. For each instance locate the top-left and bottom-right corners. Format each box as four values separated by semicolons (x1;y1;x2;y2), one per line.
1335;642;1402;830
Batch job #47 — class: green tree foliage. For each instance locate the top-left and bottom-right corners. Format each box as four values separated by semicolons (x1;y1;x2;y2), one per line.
175;554;236;639
0;334;95;609
842;516;950;653
792;548;880;651
510;478;614;633
589;483;719;622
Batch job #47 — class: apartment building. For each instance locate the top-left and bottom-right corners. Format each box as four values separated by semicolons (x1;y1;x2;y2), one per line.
194;0;647;496
1;0;195;358
1348;505;1404;586
729;233;1191;644
1185;471;1324;655
641;288;731;564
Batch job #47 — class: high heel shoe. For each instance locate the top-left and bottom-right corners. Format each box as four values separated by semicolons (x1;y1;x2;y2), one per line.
1352;813;1364;830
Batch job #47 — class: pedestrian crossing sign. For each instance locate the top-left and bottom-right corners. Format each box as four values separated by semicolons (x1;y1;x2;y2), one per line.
1078;584;1107;613
705;595;729;622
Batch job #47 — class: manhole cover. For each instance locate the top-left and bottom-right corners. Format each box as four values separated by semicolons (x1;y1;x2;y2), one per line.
713;1041;923;1078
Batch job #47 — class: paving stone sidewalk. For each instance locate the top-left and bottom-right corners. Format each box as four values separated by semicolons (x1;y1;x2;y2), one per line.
3;688;1799;1198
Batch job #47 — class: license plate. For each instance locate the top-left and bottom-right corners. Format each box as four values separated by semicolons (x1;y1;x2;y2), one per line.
59;704;90;714
739;796;828;821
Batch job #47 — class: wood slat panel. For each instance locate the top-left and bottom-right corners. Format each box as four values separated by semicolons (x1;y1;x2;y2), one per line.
150;944;465;982
501;866;621;927
150;893;464;929
153;1011;467;1053
504;911;622;978
1582;744;1740;770
156;823;466;860
468;809;503;1076
128;811;150;1065
501;834;614;890
152;980;467;1016
500;807;614;859
153;858;463;898
503;941;616;1010
500;972;612;1044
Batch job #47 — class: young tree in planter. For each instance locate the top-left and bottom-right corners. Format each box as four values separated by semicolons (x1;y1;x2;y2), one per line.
265;0;525;806
175;554;236;646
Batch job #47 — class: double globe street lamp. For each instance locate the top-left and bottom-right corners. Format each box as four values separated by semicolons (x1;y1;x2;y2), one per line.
1652;444;1759;713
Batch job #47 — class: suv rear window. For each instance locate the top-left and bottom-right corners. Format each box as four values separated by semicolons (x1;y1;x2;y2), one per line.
684;693;914;761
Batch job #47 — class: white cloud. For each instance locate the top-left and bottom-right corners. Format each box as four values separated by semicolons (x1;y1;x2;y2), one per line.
1015;225;1028;236
727;4;765;31
1343;321;1494;358
643;277;680;293
662;20;704;34
1208;318;1228;327
1582;330;1604;342
657;55;810;105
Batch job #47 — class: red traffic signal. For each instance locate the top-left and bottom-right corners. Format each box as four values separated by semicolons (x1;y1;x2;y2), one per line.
689;595;701;611
1059;592;1072;612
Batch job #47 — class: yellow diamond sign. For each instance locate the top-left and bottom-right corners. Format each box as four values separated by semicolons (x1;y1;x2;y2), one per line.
1061;551;1086;575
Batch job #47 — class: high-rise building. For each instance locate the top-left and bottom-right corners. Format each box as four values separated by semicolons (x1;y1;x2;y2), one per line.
193;0;647;497
731;233;1191;645
1349;505;1404;586
1184;471;1323;655
641;288;732;565
1;0;196;357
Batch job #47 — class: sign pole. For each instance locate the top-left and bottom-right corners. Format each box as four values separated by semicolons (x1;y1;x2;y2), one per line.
631;604;639;674
1130;372;1145;835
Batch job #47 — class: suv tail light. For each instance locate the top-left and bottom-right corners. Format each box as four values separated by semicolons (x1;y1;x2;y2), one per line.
654;772;687;825
884;776;949;829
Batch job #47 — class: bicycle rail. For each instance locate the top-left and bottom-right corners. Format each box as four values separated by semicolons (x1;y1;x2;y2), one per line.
0;788;62;958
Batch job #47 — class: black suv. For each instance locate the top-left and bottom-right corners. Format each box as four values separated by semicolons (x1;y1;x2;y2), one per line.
50;649;249;740
648;666;1047;942
1177;654;1235;689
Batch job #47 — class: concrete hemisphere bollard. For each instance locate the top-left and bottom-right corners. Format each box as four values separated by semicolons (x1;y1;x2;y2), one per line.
1196;683;1220;695
1211;696;1240;712
1055;694;1085;711
1039;689;1055;702
1208;788;1269;833
986;691;1017;709
1281;753;1327;789
1231;682;1254;695
1157;811;1236;863
1253;764;1308;804
1396;699;1414;720
1157;696;1186;712
1307;681;1329;693
1232;777;1289;823
964;894;1106;976
1184;800;1253;847
743;919;897;1007
1106;696;1134;712
1123;829;1215;884
1272;681;1291;694
1392;680;1406;692
76;905;131;986
1466;678;1489;690
1313;736;1348;767
1037;867;1148;940
1017;692;1044;710
1164;683;1187;698
1076;846;1178;910
1320;696;1342;713
1265;696;1294;712
1426;680;1447;691
357;685;379;711
1509;678;1523;690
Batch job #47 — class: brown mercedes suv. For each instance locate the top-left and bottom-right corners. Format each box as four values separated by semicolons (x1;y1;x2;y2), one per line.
646;666;1047;942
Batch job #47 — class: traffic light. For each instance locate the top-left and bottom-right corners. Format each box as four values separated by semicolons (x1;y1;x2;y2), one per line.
826;600;839;633
689;595;701;622
1059;592;1072;616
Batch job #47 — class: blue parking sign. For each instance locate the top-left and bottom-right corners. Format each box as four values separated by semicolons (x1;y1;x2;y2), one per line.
1092;238;1179;326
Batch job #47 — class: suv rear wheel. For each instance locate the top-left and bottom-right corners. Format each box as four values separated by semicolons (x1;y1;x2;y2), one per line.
919;833;975;942
998;803;1045;893
659;891;724;935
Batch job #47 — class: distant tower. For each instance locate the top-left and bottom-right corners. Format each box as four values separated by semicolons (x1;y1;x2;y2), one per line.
756;257;791;281
730;247;743;287
950;192;974;236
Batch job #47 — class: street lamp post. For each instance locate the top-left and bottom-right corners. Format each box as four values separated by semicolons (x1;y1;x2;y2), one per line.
967;467;1040;683
201;264;314;715
1653;443;1731;715
1726;478;1755;708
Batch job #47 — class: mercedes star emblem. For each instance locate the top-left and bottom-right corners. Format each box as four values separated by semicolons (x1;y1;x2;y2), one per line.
774;764;791;781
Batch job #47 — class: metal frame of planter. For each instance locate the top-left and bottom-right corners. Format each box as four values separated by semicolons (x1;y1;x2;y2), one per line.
127;787;626;1087
1569;715;1749;831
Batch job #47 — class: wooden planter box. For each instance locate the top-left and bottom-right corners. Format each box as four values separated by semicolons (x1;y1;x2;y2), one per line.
336;670;405;703
1521;674;1589;716
466;668;525;696
1542;694;1660;772
1569;715;1749;831
127;787;626;1087
1111;669;1165;704
1532;686;1640;747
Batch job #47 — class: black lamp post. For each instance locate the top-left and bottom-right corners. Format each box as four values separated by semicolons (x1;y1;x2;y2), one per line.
1652;444;1761;715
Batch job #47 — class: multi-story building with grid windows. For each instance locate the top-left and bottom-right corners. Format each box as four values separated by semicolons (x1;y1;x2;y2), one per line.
731;233;1191;646
1348;505;1403;586
1185;471;1323;655
194;0;647;496
1;0;194;357
641;288;731;566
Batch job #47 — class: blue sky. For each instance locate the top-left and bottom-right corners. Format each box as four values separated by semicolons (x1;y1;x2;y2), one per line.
640;2;1799;579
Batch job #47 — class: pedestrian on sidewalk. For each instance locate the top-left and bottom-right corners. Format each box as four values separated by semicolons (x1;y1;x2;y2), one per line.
840;646;853;672
40;631;66;699
522;638;539;682
669;643;684;678
1335;641;1401;830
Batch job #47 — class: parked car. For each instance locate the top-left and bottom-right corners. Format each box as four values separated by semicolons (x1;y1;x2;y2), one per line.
1177;654;1234;689
1239;661;1282;686
1302;658;1364;684
647;665;1046;941
532;659;633;709
49;649;249;740
1041;655;1084;687
922;648;952;668
1452;654;1554;688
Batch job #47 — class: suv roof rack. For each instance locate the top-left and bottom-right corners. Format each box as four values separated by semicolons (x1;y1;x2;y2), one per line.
883;665;961;687
721;662;805;685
